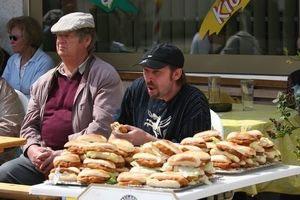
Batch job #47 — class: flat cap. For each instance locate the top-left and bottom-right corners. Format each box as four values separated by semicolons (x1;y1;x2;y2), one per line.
51;12;95;33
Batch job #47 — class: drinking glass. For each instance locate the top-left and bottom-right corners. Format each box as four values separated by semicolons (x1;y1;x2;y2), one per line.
240;79;254;111
208;76;221;103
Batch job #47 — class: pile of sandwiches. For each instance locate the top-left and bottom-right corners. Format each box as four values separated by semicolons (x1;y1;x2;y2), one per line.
209;130;281;170
48;123;217;188
117;139;215;188
48;121;281;188
49;133;137;185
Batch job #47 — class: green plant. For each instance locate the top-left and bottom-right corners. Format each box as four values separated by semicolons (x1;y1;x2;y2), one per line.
283;47;300;64
268;92;300;158
295;139;300;160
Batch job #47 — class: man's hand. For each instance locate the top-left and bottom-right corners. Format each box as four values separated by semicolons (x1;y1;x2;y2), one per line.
111;125;157;145
38;149;62;175
27;145;62;175
27;145;51;169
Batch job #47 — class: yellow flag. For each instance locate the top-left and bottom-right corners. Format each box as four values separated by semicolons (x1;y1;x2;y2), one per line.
199;0;250;39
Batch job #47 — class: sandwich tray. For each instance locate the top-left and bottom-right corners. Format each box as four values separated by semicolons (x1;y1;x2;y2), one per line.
45;176;220;192
215;161;282;174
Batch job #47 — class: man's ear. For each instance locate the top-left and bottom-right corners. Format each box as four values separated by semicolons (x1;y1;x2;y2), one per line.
173;68;182;81
83;36;92;49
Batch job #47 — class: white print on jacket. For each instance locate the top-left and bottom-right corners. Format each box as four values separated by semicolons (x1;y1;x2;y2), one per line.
102;0;113;9
144;110;171;138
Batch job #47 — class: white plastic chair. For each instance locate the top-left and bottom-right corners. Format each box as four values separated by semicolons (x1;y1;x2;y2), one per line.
14;89;29;113
210;109;224;138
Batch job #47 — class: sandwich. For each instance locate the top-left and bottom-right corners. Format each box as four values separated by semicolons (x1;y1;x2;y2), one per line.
177;144;204;152
77;168;111;184
265;148;281;162
215;141;257;168
193;130;222;142
83;142;118;153
168;151;209;167
259;137;274;148
129;152;163;175
210;148;240;163
249;141;266;165
210;145;242;170
139;142;168;160
115;167;130;173
53;153;81;168
85;151;125;168
64;140;89;155
216;141;256;159
131;152;164;168
258;137;281;162
111;122;128;134
246;130;263;140
117;172;147;186
152;139;182;157
63;134;107;154
249;141;265;153
226;131;257;145
164;151;212;185
76;133;107;143
146;172;189;188
83;158;116;172
180;137;208;151
210;154;240;170
48;167;80;182
108;138;135;158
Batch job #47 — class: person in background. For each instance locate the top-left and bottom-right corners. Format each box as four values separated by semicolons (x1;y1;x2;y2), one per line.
111;43;211;146
287;69;300;95
0;12;123;185
285;69;300;110
220;11;260;55
43;0;77;51
2;16;54;98
0;46;9;76
190;34;211;54
0;78;25;165
190;31;226;55
220;30;260;55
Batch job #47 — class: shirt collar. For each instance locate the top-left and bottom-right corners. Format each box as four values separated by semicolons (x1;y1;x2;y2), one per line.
57;56;90;78
14;48;41;66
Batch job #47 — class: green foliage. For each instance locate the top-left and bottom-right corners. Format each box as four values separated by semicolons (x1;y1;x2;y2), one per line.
294;139;300;160
269;92;300;158
106;173;118;185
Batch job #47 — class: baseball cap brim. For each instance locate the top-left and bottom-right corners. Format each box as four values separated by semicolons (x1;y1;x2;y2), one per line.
138;58;167;69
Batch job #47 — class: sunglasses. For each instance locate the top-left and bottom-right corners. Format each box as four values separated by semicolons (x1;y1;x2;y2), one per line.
9;35;20;41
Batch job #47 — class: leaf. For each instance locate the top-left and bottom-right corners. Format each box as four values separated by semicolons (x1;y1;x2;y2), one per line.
106;175;117;184
283;47;289;56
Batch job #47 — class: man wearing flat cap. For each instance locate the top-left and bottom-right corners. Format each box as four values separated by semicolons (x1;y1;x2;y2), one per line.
111;43;211;145
0;12;123;185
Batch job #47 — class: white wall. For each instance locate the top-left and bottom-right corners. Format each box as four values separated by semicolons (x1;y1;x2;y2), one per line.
0;0;24;54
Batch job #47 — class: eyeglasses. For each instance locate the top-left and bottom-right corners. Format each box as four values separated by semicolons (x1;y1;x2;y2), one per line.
9;35;20;41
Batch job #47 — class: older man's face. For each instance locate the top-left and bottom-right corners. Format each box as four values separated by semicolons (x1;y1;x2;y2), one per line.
56;31;90;59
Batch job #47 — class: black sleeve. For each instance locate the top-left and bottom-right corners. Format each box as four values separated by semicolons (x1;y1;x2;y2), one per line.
178;92;211;141
117;86;133;125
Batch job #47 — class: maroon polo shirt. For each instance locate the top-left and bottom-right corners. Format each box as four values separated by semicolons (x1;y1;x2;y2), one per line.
41;72;82;150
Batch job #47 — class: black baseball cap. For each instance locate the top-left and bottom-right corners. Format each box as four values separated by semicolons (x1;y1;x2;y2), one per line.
138;43;184;69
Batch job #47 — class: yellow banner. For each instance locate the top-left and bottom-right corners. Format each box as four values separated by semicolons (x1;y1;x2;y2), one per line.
199;0;250;39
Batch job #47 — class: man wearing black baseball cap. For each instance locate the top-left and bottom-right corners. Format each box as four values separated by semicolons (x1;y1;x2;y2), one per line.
111;43;211;145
